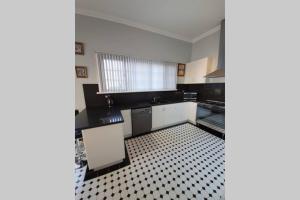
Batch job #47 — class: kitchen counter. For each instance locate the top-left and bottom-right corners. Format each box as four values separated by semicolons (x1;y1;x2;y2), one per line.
75;107;124;133
118;99;197;109
75;99;197;135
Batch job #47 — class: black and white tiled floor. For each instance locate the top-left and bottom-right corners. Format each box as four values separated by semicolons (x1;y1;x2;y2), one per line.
75;123;225;200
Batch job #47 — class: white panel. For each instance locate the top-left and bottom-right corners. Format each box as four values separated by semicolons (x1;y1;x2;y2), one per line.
183;102;190;121
166;103;187;125
176;102;187;122
187;102;197;124
152;105;165;130
163;104;173;125
183;58;209;84
121;109;132;138
152;103;190;130
82;123;125;170
179;103;188;124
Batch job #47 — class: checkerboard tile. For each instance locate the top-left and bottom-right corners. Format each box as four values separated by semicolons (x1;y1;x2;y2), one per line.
75;165;87;197
75;123;225;200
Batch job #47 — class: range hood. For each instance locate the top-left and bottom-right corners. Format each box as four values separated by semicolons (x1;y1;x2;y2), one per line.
205;19;225;78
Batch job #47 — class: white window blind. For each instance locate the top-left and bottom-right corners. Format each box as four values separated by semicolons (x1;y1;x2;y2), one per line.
96;53;177;93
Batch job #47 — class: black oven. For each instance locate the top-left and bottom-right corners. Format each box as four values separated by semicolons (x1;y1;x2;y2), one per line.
196;100;225;139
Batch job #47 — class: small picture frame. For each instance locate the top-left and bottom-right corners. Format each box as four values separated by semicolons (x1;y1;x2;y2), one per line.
75;42;84;55
75;66;88;78
177;63;186;76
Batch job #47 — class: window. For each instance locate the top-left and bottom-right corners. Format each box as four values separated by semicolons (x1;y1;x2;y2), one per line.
96;53;177;93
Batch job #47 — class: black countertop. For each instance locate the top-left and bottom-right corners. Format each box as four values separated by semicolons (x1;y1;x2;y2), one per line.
75;99;198;135
75;107;124;132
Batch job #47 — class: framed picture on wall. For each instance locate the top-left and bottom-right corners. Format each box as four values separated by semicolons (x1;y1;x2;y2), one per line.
75;42;84;55
177;63;186;76
75;66;88;78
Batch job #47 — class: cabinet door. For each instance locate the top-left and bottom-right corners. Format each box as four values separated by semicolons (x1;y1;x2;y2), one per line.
187;102;197;124
183;102;190;121
82;124;125;170
173;103;186;123
164;104;175;126
164;103;187;126
152;103;195;130
152;105;165;130
121;109;132;138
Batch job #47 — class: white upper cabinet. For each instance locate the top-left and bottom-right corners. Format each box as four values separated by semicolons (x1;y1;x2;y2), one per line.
178;57;209;84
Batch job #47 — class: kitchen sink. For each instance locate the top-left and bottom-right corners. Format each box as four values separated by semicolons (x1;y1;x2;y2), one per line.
151;100;172;105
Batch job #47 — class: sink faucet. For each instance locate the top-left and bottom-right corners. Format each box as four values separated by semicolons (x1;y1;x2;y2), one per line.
152;96;160;103
105;95;114;108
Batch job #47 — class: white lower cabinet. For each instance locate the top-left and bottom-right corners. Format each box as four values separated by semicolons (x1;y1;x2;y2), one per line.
121;102;197;133
165;103;187;125
82;123;125;170
152;102;195;130
81;102;196;170
152;105;166;130
121;109;132;138
186;102;197;124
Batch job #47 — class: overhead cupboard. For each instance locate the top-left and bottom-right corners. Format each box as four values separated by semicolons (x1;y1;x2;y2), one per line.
177;57;225;84
181;58;210;84
178;57;212;84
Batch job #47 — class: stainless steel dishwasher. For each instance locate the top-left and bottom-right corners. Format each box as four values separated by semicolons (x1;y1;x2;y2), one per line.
131;106;152;136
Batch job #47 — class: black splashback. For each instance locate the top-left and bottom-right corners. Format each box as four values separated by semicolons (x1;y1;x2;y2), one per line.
177;83;225;102
83;83;225;108
83;84;183;108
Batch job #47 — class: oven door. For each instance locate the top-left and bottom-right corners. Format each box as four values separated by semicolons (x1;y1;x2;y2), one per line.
196;104;225;135
196;105;212;119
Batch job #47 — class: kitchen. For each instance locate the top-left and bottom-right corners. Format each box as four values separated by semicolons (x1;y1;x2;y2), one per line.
75;1;225;199
3;0;298;200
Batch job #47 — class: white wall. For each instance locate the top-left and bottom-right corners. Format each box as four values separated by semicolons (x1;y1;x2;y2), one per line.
190;30;225;83
191;30;220;63
75;14;192;111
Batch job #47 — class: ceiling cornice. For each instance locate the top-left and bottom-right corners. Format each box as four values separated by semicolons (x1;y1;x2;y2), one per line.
76;8;193;43
192;25;221;43
76;8;221;44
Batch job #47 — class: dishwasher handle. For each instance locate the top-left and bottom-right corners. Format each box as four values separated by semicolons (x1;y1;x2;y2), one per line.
132;107;151;114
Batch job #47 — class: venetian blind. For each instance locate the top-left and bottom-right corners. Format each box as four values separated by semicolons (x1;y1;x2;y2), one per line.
96;53;177;93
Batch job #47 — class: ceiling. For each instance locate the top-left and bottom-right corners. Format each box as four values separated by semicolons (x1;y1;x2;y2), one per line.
76;0;225;43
